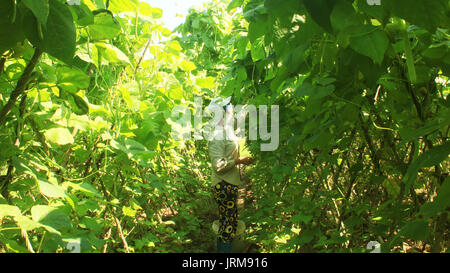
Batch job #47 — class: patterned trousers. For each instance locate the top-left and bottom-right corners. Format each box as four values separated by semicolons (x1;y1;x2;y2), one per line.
213;180;238;243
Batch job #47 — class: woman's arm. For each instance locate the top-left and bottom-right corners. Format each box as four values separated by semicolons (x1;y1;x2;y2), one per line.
235;157;254;165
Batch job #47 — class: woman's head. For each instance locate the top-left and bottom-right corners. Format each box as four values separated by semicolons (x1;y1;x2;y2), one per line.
207;96;236;139
208;96;232;112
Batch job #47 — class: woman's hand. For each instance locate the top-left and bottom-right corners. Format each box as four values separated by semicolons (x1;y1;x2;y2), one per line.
236;157;254;165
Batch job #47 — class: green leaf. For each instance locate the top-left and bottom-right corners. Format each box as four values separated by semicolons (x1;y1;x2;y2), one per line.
95;43;131;64
303;0;337;33
87;12;121;40
227;0;244;11
122;206;137;217
31;205;71;233
71;2;94;26
57;66;90;92
398;220;430;240
235;37;249;60
68;93;90;116
330;0;361;33
419;176;450;218
22;0;49;26
167;40;183;54
0;0;25;55
248;15;268;44
251;37;265;62
169;86;183;100
296;229;315;244
118;82;139;110
138;2;159;19
403;32;417;84
290;213;313;224
387;0;448;33
14;215;41;231
284;44;308;73
37;179;68;198
196;77;215;89
179;60;197;72
243;3;266;22
151;7;163;19
109;0;139;14
403;141;450;195
349;25;388;64
398;118;445;143
422;45;448;60
295;82;335;99
356;0;387;22
110;139;157;166
23;0;76;64
4;240;30;253
66;182;101;197
80;217;103;233
264;0;300;18
0;204;21;218
44;128;74;145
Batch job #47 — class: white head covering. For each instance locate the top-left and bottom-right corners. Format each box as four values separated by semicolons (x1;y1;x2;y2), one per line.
207;96;231;113
206;96;236;140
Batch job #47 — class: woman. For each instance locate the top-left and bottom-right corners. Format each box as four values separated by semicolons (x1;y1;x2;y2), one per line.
207;97;253;253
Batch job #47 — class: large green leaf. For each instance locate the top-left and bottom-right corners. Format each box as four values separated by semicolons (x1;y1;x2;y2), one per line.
108;0;139;14
70;2;94;26
295;82;335;100
31;205;71;232
137;2;163;19
0;0;25;54
37;179;68;198
22;0;49;26
23;0;76;64
303;0;337;33
355;0;388;22
250;37;265;62
419;176;450;218
56;66;90;92
398;220;430;240
228;0;244;11
67;93;90;116
196;77;216;89
387;0;448;33
179;60;197;72
118;82;140;110
44;128;74;145
330;0;361;33
403;141;450;195
398;112;449;143
64;182;101;198
0;204;21;218
110;138;157;167
94;43;130;65
265;0;300;18
349;25;388;64
169;86;183;100
13;216;41;231
248;14;268;44
87;12;121;40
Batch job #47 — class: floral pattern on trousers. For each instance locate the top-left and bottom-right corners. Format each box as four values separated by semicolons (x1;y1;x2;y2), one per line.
213;180;238;243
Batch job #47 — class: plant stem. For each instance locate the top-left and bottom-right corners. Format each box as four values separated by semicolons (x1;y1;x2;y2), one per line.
0;48;42;128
